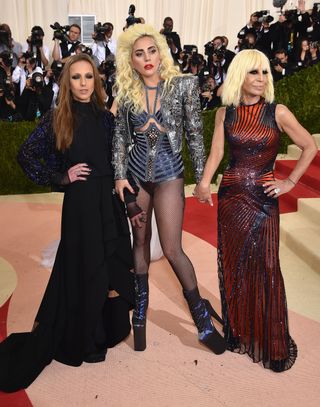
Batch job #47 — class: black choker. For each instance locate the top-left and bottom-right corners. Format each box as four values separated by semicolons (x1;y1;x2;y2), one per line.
144;83;159;90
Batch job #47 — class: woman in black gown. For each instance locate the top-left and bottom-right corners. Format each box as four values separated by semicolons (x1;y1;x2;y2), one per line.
0;54;134;392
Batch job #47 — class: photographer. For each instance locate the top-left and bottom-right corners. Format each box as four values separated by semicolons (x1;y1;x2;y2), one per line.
0;23;22;67
310;41;320;64
91;22;116;66
0;51;16;120
12;53;42;95
270;2;309;56
205;36;234;85
22;26;49;69
293;37;313;68
160;17;182;61
180;46;206;76
97;55;116;109
0;79;16;120
17;69;54;121
52;24;81;62
237;11;260;36
0;50;14;82
200;75;221;110
44;62;62;108
237;30;258;52
271;49;295;81
302;3;320;42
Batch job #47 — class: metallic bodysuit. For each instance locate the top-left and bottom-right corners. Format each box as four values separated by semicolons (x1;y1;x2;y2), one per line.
128;84;183;183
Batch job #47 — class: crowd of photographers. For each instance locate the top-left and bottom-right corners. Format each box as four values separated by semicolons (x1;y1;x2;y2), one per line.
1;1;320;121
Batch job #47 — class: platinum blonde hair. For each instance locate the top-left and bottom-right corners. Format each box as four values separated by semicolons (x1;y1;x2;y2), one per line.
222;49;274;107
115;23;181;112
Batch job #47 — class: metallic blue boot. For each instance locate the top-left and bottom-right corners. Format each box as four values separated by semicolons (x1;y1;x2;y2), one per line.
132;273;149;351
183;287;226;355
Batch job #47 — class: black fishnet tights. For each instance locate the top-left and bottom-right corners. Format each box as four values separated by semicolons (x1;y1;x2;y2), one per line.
132;177;198;291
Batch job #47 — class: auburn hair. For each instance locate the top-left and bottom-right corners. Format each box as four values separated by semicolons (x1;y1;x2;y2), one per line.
53;54;105;151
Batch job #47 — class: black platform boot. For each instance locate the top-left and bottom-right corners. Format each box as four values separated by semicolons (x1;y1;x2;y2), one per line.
183;287;226;355
132;273;149;351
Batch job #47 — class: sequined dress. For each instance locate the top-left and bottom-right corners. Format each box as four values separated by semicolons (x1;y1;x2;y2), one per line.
218;99;297;372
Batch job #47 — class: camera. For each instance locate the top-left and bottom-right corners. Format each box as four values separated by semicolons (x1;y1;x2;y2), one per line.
29;27;44;48
182;45;200;65
51;60;64;81
50;22;70;42
30;71;44;89
284;9;298;24
270;57;283;67
93;22;111;42
126;4;141;27
0;77;15;101
98;57;116;78
212;47;226;61
76;44;93;56
0;50;13;67
204;41;215;56
313;2;320;12
0;29;9;47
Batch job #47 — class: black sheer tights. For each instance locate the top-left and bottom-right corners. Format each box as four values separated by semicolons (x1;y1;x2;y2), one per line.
132;177;198;291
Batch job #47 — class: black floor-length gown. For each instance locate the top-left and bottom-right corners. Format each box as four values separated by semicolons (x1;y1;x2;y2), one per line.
0;101;134;392
218;99;297;372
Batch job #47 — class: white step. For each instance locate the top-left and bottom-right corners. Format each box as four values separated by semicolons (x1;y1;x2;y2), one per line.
280;212;320;273
298;198;320;227
279;243;320;321
287;144;302;159
313;133;320;147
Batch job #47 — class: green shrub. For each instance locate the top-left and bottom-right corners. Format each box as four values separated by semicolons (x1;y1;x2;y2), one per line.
1;63;319;193
0;121;49;195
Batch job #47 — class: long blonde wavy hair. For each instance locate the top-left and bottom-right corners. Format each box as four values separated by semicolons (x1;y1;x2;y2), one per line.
115;23;182;113
53;54;105;151
222;49;274;107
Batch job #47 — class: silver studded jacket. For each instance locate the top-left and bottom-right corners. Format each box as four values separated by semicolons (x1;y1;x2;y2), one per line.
112;75;206;183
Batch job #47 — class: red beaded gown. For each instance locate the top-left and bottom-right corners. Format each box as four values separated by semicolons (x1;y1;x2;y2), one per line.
218;99;297;372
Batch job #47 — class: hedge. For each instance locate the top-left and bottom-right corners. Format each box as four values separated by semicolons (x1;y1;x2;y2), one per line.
1;63;319;194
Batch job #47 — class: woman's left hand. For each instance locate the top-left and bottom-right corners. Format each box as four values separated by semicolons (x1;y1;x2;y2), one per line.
193;183;213;206
263;178;294;198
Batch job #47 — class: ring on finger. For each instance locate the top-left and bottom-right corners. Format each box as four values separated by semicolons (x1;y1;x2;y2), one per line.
274;187;280;194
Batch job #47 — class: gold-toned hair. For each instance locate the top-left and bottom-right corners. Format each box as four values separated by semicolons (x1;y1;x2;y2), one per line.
53;54;105;151
221;49;274;107
115;23;182;113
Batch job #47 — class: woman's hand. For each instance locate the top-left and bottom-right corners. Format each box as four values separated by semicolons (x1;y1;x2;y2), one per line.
67;163;91;183
115;179;135;202
263;178;295;198
193;182;213;206
130;210;147;228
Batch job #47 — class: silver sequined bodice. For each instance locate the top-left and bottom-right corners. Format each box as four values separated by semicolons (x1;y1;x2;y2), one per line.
128;123;184;182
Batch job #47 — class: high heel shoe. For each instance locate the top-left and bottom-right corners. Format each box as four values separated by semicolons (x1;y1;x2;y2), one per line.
183;287;226;355
203;299;224;325
132;273;149;351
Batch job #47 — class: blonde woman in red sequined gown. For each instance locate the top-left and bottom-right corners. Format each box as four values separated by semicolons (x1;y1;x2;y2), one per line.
194;49;317;372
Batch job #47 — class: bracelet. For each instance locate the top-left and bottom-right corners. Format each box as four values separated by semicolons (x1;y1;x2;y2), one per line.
287;177;296;186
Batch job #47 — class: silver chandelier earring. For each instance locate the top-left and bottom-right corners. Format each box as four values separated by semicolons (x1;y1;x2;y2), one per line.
157;63;162;73
132;69;139;80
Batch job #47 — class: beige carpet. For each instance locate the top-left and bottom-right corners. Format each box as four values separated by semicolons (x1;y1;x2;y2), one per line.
0;194;320;407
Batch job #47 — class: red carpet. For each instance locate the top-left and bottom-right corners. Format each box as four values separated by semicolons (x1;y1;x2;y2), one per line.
275;152;320;213
0;298;33;407
183;152;320;245
183;194;218;248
